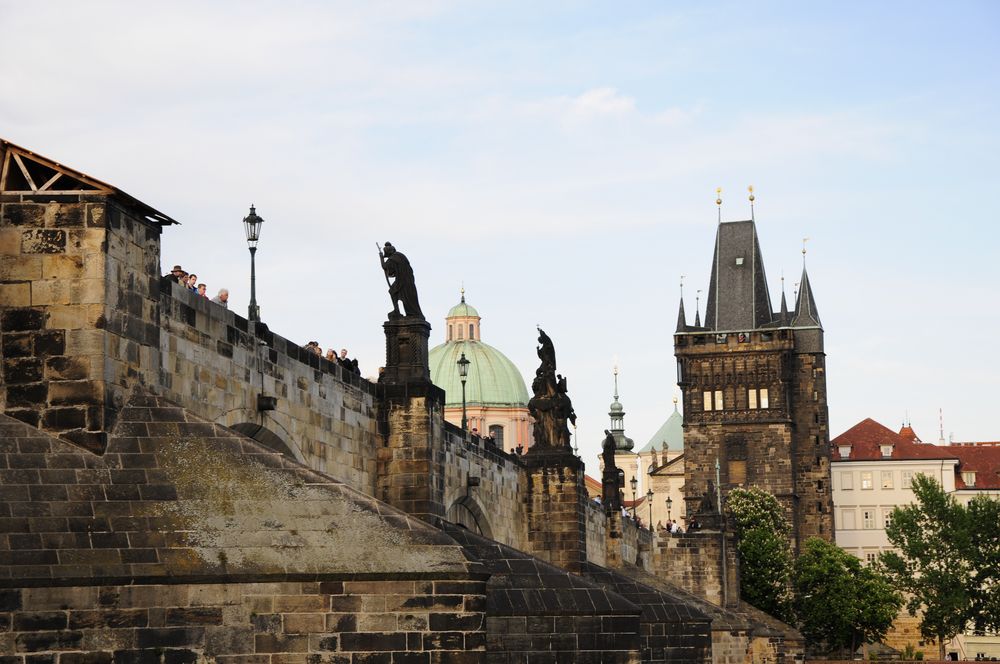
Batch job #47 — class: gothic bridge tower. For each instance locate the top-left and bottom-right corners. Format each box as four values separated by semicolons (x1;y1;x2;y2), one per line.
674;217;833;549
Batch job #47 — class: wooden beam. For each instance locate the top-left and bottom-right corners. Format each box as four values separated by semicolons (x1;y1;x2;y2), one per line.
39;172;63;191
0;151;10;191
12;153;37;191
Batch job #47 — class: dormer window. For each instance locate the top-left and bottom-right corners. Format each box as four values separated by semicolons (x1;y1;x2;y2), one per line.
838;445;852;458
962;471;977;487
880;444;894;458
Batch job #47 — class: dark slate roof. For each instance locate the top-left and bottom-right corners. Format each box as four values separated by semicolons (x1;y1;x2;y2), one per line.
581;562;711;624
676;297;688;333
0;389;483;586
439;521;640;617
703;220;774;331
791;265;821;328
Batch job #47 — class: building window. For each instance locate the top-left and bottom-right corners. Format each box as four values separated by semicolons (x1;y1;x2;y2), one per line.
882;508;893;529
703;391;712;411
489;424;504;447
714;390;723;411
962;471;977;487
469;323;475;339
881;471;894;489
838;444;852;458
862;509;876;529
880;444;894;458
861;472;873;490
457;326;464;340
840;509;856;530
865;551;878;565
841;472;853;490
729;460;747;485
902;470;914;488
759;388;768;408
748;389;757;409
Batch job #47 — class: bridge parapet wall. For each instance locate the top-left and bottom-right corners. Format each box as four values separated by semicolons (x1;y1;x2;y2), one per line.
438;420;526;548
158;282;378;492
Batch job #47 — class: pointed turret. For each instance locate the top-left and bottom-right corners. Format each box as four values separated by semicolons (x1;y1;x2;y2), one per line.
703;220;774;331
694;307;701;328
676;297;687;332
791;265;821;328
778;286;790;326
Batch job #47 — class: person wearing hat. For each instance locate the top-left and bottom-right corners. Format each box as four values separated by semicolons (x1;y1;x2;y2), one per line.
161;264;186;289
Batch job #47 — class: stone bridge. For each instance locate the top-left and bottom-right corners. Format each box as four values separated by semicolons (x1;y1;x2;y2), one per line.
0;138;802;664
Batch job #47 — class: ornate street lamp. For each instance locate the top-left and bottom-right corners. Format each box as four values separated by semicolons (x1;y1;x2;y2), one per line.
646;488;654;529
630;476;638;519
457;352;470;431
666;496;674;521
242;205;264;322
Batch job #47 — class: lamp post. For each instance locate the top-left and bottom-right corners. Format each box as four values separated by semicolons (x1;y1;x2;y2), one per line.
630;476;638;519
646;488;653;529
242;205;264;322
457;352;470;431
666;496;673;521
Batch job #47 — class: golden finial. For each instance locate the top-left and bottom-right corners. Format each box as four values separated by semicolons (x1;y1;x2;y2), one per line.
802;237;810;262
748;185;755;221
715;186;722;206
460;283;465;303
672;395;678;405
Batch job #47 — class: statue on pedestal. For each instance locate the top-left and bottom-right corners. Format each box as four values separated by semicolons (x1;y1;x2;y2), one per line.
378;242;424;319
527;328;576;451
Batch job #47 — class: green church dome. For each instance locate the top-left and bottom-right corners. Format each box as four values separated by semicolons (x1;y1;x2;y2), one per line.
429;340;529;408
447;300;480;318
638;401;684;453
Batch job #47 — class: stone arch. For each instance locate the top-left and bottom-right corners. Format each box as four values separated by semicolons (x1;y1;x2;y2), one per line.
445;496;494;539
229;421;302;462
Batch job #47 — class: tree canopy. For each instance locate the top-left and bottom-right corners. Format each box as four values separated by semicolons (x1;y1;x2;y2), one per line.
726;486;794;622
880;474;1000;659
794;537;901;656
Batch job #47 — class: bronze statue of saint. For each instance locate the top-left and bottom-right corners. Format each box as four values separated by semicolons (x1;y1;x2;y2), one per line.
378;242;424;319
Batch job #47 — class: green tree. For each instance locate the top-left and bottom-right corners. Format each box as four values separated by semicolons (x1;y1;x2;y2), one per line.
964;494;1000;635
794;537;901;656
880;474;972;660
726;486;794;622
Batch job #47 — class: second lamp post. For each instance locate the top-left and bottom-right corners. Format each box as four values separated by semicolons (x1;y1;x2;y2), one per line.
457;352;470;431
242;205;264;322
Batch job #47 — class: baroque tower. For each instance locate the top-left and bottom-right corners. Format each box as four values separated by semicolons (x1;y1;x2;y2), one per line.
674;218;833;549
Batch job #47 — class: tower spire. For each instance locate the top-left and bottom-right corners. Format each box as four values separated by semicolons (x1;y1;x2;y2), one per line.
694;289;702;328
716;187;722;224
608;365;633;451
779;275;790;325
676;276;688;332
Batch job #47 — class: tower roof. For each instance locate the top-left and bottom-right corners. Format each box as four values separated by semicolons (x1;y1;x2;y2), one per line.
637;398;684;454
447;291;480;318
703;220;774;331
675;297;687;333
791;265;821;328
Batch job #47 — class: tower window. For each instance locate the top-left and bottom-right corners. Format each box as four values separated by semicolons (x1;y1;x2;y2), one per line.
703;391;712;411
448;324;453;341
457;326;464;340
729;460;747;484
469;323;475;339
748;389;757;409
489;424;504;447
714;390;723;410
759;389;769;408
747;388;769;409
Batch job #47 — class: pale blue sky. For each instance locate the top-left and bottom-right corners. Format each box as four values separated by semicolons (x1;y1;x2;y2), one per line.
2;2;998;465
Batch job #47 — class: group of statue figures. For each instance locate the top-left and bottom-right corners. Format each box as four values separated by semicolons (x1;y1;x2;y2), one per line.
527;328;577;450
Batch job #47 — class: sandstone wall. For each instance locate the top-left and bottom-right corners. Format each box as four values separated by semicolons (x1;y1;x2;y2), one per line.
655;530;739;609
159;283;378;493
439;423;525;549
585;500;608;567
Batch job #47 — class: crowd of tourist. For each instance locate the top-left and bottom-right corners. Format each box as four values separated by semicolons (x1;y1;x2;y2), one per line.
161;264;229;307
303;341;361;375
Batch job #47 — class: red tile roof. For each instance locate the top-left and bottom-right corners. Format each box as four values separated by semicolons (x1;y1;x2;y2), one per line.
897;425;921;443
833;418;1000;491
831;419;957;461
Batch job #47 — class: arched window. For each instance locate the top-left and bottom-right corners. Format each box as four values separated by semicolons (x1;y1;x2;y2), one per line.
457;326;464;340
448;324;453;341
489;424;504;446
469;323;475;339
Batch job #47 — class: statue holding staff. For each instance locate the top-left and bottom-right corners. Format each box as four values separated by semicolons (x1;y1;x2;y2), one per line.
377;242;424;319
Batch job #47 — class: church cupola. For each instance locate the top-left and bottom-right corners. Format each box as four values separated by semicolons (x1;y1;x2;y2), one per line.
445;288;481;341
608;367;634;452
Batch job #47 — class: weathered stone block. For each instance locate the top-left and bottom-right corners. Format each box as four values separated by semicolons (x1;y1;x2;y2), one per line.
1;307;47;331
5;382;48;406
47;204;84;228
0;255;43;281
2;203;45;227
0;282;30;306
21;229;66;254
0;227;21;253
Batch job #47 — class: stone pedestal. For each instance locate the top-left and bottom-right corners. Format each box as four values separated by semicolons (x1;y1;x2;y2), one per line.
523;449;587;574
381;317;431;385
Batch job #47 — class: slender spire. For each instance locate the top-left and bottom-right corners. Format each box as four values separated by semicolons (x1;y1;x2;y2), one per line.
939;408;946;445
608;364;634;451
460;285;465;303
676;276;687;332
791;263;821;327
716;187;722;224
778;274;790;324
748;185;755;221
694;289;702;328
